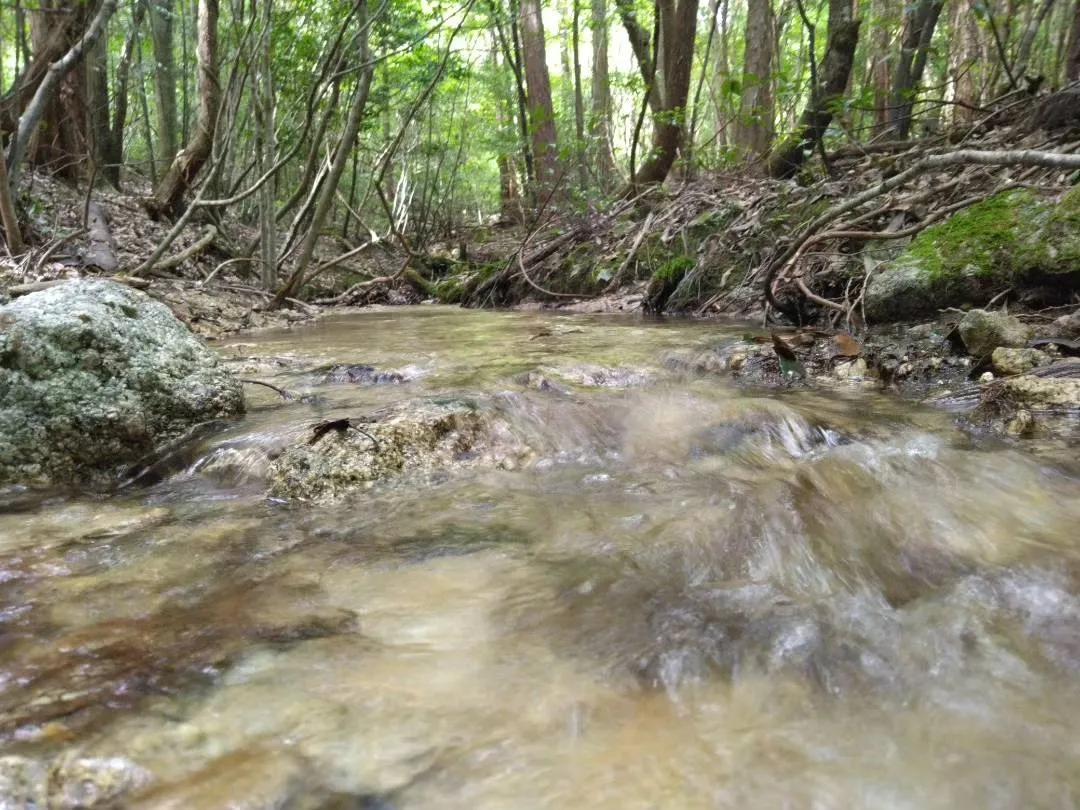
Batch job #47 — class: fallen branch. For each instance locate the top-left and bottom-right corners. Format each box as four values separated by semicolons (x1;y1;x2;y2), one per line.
151;225;218;274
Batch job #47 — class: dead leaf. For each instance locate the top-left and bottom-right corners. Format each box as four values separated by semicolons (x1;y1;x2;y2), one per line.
771;332;799;361
834;332;862;357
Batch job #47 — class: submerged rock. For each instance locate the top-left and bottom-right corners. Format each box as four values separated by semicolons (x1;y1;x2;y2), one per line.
267;399;534;502
957;309;1033;357
0;753;150;809
314;364;407;385
0;280;244;488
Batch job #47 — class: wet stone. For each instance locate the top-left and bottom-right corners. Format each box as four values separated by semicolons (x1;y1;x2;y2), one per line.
991;347;1050;376
0;753;150;809
314;364;407;385
266;398;535;503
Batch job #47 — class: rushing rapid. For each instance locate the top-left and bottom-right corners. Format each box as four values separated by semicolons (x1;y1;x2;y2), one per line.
2;307;1079;809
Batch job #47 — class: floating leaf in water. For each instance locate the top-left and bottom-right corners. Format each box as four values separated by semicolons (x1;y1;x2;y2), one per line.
834;332;863;357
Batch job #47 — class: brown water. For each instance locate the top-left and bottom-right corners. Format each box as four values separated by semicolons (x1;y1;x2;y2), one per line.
3;306;1080;809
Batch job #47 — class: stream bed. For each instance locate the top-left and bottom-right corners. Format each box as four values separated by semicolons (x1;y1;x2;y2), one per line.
3;306;1080;809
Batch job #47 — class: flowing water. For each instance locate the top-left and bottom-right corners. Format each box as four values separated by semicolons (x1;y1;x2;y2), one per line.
3;306;1080;809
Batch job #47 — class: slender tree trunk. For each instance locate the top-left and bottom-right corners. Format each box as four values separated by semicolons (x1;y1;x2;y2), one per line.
135;30;157;181
768;11;862;178
866;0;895;136
1068;0;1080;82
614;0;661;112
519;0;560;200
571;0;587;192
589;0;617;188
734;0;775;156
275;0;373;304
947;0;981;126
149;0;218;218
1012;0;1056;81
493;2;537;198
488;31;523;220
0;150;25;254
889;0;945;139
633;0;700;184
257;0;276;289
713;0;730;149
106;0;147;188
149;0;178;175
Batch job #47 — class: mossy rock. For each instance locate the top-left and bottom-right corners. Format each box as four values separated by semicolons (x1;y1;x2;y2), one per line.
865;189;1080;321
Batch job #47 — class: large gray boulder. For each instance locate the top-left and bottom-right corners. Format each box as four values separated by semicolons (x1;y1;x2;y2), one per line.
0;279;244;487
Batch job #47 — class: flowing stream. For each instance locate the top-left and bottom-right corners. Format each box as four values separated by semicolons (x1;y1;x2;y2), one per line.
3;306;1080;809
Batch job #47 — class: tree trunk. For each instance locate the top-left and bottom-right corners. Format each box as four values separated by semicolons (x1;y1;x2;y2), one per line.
21;1;93;180
866;0;894;136
519;0;560;200
768;15;861;177
734;0;775;156
633;0;700;184
1068;0;1080;82
494;2;537;199
571;0;587;192
614;0;661;112
10;0;117;183
87;34;114;184
257;0;276;290
274;0;373;305
0;2;80;137
1012;0;1056;81
713;0;731;149
148;0;218;219
150;0;178;176
888;0;945;139
107;0;147;189
589;0;617;188
947;0;981;126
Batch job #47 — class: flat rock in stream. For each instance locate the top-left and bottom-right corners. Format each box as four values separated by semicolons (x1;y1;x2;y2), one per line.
0;280;244;488
267;399;534;502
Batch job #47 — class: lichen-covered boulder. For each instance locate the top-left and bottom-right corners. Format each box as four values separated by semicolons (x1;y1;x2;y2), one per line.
0;279;244;487
267;399;534;502
865;188;1080;321
958;309;1033;357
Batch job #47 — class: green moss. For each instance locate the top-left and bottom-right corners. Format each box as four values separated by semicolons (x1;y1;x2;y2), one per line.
433;277;464;304
654;255;695;282
901;189;1046;281
643;255;695;314
1044;185;1080;266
